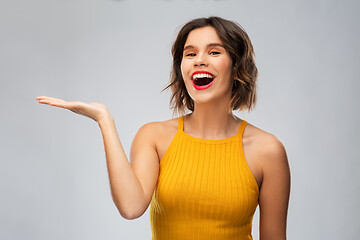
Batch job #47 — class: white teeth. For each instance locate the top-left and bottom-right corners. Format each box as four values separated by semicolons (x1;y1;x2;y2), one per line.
192;73;214;80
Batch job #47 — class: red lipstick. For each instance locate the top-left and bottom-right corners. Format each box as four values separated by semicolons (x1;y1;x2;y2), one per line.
191;71;215;90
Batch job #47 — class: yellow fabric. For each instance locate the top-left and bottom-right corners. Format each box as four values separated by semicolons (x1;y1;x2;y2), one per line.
150;116;259;240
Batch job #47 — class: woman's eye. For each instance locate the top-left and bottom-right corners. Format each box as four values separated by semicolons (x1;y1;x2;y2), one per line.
210;51;220;55
185;53;196;57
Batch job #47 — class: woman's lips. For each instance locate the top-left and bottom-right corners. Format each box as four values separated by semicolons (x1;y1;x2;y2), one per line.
191;70;215;90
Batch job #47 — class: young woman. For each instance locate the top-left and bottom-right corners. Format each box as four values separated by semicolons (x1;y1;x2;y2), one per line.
36;16;290;240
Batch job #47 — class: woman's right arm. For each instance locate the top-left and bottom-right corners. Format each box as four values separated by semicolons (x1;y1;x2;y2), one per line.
36;96;159;220
98;115;159;220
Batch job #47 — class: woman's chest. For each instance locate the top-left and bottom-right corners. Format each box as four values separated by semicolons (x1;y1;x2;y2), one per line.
155;129;262;189
154;142;259;222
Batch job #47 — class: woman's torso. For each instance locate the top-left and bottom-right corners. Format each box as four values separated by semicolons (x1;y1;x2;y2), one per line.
149;114;273;239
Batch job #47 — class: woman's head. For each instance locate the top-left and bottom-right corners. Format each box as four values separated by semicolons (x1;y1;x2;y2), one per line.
163;16;258;116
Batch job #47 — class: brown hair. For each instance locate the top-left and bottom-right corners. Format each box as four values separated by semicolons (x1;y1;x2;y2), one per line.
162;16;258;116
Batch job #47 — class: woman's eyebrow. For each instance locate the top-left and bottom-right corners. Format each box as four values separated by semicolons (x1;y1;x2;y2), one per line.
183;43;225;51
207;43;225;48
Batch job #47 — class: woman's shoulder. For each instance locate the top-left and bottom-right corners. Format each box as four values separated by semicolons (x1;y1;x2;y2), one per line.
244;122;288;168
137;117;179;140
140;117;178;132
136;118;179;161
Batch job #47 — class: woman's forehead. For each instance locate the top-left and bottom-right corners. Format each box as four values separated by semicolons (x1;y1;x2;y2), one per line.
184;26;223;48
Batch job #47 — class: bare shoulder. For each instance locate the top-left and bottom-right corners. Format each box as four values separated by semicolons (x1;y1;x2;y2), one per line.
244;122;288;172
137;118;178;138
135;118;179;162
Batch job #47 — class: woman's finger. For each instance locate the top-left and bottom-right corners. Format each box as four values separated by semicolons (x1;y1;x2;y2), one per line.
36;96;70;109
36;96;61;101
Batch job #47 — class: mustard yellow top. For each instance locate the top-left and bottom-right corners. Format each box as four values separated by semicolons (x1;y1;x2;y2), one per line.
150;116;259;240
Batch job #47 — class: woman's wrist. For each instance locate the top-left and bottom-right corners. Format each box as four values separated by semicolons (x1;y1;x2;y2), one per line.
97;112;114;127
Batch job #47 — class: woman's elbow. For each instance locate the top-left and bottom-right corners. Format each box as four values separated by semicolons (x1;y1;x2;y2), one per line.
117;205;146;220
122;211;144;220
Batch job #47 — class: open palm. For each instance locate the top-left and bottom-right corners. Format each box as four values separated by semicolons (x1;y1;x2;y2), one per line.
36;96;110;122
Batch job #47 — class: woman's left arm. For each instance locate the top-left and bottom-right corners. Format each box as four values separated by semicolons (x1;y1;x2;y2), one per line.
258;137;291;240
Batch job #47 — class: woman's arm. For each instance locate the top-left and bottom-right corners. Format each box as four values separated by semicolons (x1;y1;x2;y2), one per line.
36;96;159;220
258;136;291;240
98;116;159;220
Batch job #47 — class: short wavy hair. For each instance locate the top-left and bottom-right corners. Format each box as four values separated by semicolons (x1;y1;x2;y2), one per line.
162;16;258;117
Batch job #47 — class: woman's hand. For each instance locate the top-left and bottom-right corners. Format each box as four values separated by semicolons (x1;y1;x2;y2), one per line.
36;95;159;220
36;96;111;123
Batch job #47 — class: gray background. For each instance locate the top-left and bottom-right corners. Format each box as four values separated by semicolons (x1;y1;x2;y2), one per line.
1;0;359;239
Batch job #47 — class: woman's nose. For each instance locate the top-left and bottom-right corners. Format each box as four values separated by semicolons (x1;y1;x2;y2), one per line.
194;53;208;67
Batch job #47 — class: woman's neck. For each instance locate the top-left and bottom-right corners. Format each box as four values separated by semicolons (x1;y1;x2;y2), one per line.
184;102;240;140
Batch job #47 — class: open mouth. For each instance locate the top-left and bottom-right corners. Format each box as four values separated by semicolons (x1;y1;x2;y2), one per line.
194;77;214;86
192;72;215;89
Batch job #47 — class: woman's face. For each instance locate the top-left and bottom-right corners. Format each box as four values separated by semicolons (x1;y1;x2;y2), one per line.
181;26;233;107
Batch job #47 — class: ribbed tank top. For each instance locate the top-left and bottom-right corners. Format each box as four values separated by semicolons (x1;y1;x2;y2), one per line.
150;116;259;240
